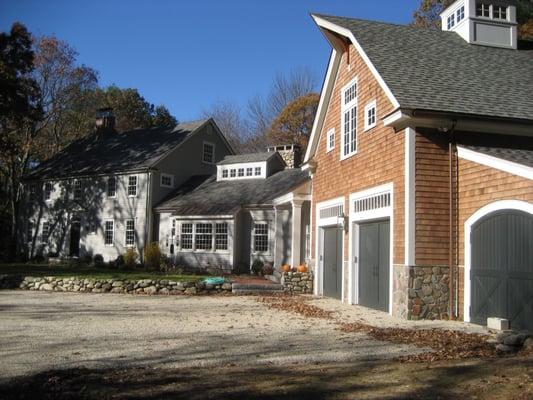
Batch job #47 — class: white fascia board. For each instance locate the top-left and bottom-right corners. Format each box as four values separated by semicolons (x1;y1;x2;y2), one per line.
273;192;312;206
382;109;412;128
457;146;533;180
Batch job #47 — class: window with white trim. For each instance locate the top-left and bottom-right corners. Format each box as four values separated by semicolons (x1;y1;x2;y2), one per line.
73;180;82;200
41;221;50;242
476;2;490;17
107;176;116;197
44;182;53;201
493;5;507;19
195;223;212;250
447;13;455;29
222;170;229;178
160;173;174;188
364;101;377;131
238;168;244;177
215;222;228;250
180;223;193;250
457;6;465;22
104;220;114;245
341;79;357;158
202;142;215;164
230;169;236;178
125;219;135;246
246;167;253;177
128;176;137;197
254;167;261;176
326;128;335;152
253;222;269;253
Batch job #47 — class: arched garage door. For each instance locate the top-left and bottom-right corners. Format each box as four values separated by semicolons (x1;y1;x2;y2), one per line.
470;209;533;330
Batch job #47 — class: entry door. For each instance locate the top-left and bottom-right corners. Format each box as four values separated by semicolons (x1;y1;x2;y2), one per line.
359;220;390;312
323;227;343;299
471;210;533;330
69;219;81;257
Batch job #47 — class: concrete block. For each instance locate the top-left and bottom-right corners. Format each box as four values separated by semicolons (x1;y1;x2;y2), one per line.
487;317;510;331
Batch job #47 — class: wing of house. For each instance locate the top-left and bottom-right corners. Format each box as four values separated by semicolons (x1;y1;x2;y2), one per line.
24;112;235;262
305;0;533;330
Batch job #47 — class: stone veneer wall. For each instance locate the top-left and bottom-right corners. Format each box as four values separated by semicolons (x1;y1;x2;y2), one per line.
392;265;410;319
281;272;313;294
0;275;232;295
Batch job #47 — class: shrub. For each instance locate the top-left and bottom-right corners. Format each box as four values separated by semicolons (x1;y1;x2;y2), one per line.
93;254;104;267
262;263;274;276
81;254;92;265
144;242;162;271
251;259;264;276
115;255;125;269
124;248;138;269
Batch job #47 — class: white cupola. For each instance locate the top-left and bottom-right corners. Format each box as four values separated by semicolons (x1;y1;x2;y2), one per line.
440;0;518;49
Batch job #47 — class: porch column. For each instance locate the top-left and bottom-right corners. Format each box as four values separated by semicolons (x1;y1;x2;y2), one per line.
291;200;304;268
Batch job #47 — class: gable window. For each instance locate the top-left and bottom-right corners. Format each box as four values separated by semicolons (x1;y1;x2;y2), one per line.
195;223;212;250
230;169;236;178
128;176;137;197
44;182;53;201
246;167;253;177
493;5;507;20
238;168;244;177
222;169;228;178
254;167;261;176
215;222;228;250
107;176;116;197
180;223;193;249
104;220;114;245
447;13;455;29
341;79;358;159
125;219;135;246
41;221;50;243
29;184;36;201
476;2;490;17
253;222;269;253
364;101;377;131
457;6;465;22
326;128;335;152
202;141;215;164
73;180;82;200
160;173;174;188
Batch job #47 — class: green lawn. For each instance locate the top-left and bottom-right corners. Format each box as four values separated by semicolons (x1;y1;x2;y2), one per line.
0;263;206;282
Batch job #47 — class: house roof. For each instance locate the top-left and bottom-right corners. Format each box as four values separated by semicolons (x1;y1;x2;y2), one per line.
313;14;533;122
25;119;210;180
462;145;533;168
217;152;279;165
154;169;310;215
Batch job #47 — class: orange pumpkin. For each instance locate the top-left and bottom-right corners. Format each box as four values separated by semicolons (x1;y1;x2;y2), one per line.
297;264;308;273
282;264;291;273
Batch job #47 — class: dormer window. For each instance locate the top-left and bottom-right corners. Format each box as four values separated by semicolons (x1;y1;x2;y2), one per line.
254;167;261;176
476;2;490;18
230;169;236;178
447;13;455;29
238;168;244;177
457;6;465;23
493;5;507;20
246;167;253;176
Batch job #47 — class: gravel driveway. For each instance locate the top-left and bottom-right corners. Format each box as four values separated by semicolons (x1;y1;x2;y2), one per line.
0;290;443;380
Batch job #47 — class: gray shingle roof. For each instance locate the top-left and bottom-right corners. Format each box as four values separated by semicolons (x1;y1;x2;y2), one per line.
154;169;310;215
314;14;533;121
25;120;209;180
462;145;533;168
217;152;278;165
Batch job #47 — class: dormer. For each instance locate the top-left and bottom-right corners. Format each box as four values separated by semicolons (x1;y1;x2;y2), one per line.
216;151;286;181
440;0;518;49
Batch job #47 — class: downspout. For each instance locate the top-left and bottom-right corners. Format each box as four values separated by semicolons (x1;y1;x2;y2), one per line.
448;124;457;320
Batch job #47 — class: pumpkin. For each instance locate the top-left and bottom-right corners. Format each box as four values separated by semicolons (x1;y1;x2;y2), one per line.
297;264;308;273
282;264;291;272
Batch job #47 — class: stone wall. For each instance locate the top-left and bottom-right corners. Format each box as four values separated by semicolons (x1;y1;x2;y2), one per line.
408;266;450;320
392;265;410;319
2;275;232;295
281;272;313;294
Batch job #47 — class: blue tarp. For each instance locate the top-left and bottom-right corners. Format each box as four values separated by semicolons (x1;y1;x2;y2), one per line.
203;277;226;285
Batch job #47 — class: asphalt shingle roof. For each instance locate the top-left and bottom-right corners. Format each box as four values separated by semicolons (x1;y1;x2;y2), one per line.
217;152;278;165
463;145;533;168
155;169;310;215
314;14;533;121
26;120;208;180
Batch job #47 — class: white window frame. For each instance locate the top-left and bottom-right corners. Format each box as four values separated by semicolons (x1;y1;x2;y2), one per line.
492;4;507;20
104;220;114;246
202;141;215;164
476;2;490;18
160;173;174;188
73;179;82;201
176;220;231;254
125;219;135;247
340;77;358;160
215;222;229;251
326;128;335;152
364;100;377;131
107;176;116;198
127;175;137;197
456;5;465;23
217;162;266;181
252;221;270;254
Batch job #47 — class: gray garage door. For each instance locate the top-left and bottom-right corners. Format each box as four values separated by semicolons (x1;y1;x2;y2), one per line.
471;210;533;330
359;220;390;312
322;227;343;300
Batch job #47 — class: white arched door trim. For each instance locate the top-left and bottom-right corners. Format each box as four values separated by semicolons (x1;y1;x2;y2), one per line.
464;199;533;322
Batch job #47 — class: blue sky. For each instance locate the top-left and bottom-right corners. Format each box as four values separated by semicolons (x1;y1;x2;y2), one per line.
1;0;419;121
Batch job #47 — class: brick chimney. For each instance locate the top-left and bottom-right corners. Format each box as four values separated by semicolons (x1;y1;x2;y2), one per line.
95;107;116;132
267;144;301;169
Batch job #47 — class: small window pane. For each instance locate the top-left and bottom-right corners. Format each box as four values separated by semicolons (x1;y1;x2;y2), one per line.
253;222;269;252
107;177;116;197
105;221;114;245
128;176;137;196
125;220;135;246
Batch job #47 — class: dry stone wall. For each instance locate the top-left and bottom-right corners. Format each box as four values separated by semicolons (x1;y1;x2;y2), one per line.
281;272;313;294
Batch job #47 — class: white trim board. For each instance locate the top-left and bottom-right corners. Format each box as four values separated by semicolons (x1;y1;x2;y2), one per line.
463;200;533;322
404;128;416;265
457;146;533;180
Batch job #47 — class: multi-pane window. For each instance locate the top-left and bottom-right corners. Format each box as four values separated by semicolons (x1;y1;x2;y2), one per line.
253;222;269;253
254;167;261;176
238;168;244;177
246;168;253;177
181;223;193;249
215;222;228;250
230;169;236;178
476;2;490;17
44;182;53;201
171;219;176;237
125;219;135;246
27;221;34;243
195;223;212;250
447;13;455;29
342;80;357;157
457;6;465;22
104;220;114;245
107;176;116;197
222;170;228;178
29;184;36;201
73;180;82;200
493;5;507;19
41;221;50;242
364;101;377;131
203;142;215;163
161;174;173;188
327;128;335;152
128;176;137;197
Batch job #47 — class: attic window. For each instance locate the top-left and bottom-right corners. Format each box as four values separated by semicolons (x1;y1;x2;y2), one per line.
246;167;253;176
476;2;490;17
493;5;507;20
457;6;465;22
447;13;455;29
254;167;261;176
161;173;174;188
203;142;215;164
238;168;244;177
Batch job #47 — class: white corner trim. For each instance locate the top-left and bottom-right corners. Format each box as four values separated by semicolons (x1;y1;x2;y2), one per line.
404;128;416;266
463;200;533;322
457;146;533;180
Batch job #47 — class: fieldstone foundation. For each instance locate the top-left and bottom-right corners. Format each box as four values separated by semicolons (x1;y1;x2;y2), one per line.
281;272;313;294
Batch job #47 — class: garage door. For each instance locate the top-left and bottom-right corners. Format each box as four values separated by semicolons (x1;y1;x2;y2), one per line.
471;210;533;330
322;227;343;300
359;220;390;312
